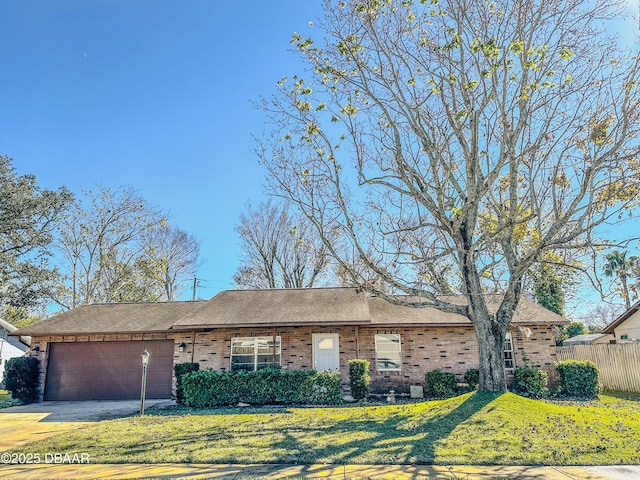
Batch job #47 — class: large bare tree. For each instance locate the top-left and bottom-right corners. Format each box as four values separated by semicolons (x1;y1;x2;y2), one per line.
234;201;334;289
257;0;640;391
53;186;201;308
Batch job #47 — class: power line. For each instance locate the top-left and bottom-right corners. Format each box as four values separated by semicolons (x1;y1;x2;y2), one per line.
191;277;206;301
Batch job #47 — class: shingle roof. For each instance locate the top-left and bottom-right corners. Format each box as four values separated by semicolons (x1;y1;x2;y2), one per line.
12;301;205;336
171;287;370;329
562;333;611;345
13;288;566;336
364;293;564;326
171;287;566;329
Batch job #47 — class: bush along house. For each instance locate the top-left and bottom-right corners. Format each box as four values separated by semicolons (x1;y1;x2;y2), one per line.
11;287;566;401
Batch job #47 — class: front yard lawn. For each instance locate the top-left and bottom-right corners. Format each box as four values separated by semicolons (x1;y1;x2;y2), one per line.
0;390;17;408
12;392;640;465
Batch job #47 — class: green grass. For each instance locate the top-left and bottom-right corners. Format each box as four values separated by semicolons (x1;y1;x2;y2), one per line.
10;392;640;465
0;390;18;408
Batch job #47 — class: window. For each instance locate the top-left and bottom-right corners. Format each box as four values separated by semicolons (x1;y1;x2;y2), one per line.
231;336;281;372
317;337;335;350
375;334;401;371
504;332;514;370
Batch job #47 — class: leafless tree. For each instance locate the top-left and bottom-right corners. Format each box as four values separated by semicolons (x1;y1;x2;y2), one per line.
139;225;201;301
257;0;640;390
576;302;626;333
233;201;334;289
53;185;201;308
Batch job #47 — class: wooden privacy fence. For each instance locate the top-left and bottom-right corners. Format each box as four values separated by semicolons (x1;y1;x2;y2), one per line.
556;343;640;392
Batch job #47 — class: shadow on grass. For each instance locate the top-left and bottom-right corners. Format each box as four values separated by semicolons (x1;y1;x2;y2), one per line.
266;391;500;465
601;390;640;402
22;392;502;465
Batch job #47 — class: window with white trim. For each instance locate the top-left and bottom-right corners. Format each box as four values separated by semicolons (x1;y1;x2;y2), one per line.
504;332;514;370
231;336;281;372
375;334;402;371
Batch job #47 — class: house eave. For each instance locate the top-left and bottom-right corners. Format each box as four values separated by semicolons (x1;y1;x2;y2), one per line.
171;320;370;330
602;301;640;334
18;329;174;338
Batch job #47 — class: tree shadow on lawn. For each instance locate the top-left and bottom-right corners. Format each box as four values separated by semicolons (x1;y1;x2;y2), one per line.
268;391;500;465
85;392;499;464
601;390;640;402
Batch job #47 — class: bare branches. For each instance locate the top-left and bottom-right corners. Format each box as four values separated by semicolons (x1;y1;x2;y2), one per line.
233;201;335;289
53;185;201;308
258;0;640;390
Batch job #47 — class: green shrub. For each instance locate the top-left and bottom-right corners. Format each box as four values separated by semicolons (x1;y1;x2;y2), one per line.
174;362;200;405
464;369;480;390
513;366;548;398
424;369;458;398
3;356;40;404
555;360;600;399
182;370;240;407
349;359;371;401
182;368;343;407
302;370;344;405
237;367;282;404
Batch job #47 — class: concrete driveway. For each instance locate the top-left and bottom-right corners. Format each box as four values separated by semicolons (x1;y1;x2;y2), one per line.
0;399;173;450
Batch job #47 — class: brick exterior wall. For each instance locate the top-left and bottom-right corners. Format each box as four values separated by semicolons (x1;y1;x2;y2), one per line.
172;324;560;394
28;324;559;400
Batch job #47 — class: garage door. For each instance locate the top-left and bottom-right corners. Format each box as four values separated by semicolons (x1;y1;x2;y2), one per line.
44;340;174;401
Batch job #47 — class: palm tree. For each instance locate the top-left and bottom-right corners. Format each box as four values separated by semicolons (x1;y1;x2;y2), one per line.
603;250;639;309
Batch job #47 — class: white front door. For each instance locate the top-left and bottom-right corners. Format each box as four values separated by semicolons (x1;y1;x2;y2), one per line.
312;333;340;371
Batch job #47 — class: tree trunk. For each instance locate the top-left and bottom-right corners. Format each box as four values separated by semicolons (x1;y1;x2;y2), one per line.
621;273;631;309
473;315;507;392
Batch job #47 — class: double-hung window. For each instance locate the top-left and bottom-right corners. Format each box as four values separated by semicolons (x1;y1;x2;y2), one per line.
231;336;281;372
375;334;402;371
503;332;514;370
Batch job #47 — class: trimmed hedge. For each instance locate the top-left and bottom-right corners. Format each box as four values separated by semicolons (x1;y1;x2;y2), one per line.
182;368;343;407
349;359;371;401
174;362;200;405
424;369;458;398
513;366;548;398
555;359;600;399
3;356;40;404
464;369;480;390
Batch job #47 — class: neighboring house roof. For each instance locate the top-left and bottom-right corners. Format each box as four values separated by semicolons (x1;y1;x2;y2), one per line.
11;301;206;336
562;333;613;345
602;301;640;334
0;319;29;351
12;288;566;336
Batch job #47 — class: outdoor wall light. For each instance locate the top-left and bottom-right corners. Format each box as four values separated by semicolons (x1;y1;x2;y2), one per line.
179;342;186;352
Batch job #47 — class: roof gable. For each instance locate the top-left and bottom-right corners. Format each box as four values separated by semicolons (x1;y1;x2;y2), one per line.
603;301;640;334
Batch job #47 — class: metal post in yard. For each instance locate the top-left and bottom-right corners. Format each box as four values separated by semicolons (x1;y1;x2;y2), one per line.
140;349;150;415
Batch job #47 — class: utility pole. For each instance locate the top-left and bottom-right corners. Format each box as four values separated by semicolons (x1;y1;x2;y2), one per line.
191;277;205;301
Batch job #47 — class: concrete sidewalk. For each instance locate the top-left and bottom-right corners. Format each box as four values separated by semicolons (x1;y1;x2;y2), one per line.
0;399;173;450
1;463;639;479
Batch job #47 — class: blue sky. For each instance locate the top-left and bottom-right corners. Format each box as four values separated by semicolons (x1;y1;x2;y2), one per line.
1;1;638;311
0;1;323;299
